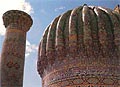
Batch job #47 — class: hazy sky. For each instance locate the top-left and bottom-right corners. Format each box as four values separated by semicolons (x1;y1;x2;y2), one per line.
0;0;120;87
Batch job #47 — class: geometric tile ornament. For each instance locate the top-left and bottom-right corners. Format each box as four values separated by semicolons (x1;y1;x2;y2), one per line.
38;4;120;87
1;10;33;87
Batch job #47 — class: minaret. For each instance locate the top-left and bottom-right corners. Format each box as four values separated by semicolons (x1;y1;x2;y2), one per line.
114;4;120;13
1;10;32;87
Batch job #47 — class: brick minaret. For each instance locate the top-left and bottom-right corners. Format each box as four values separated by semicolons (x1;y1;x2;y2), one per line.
1;10;33;87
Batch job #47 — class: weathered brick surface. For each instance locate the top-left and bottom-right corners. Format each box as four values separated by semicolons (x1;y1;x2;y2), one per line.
38;5;120;87
1;10;32;87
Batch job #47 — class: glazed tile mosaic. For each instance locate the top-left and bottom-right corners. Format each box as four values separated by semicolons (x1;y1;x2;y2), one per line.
37;5;120;87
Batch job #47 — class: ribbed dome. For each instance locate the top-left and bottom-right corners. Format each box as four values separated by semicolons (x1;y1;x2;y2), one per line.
37;5;120;87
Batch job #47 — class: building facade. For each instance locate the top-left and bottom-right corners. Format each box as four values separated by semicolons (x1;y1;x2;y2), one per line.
37;5;120;87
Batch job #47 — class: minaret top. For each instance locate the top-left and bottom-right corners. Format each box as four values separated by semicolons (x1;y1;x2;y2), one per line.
114;4;120;14
2;10;33;32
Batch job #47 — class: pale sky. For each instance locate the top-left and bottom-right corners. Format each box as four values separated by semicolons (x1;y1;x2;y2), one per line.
0;0;120;87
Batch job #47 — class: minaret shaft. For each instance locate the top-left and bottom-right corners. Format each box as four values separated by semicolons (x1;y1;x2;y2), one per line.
1;28;26;87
